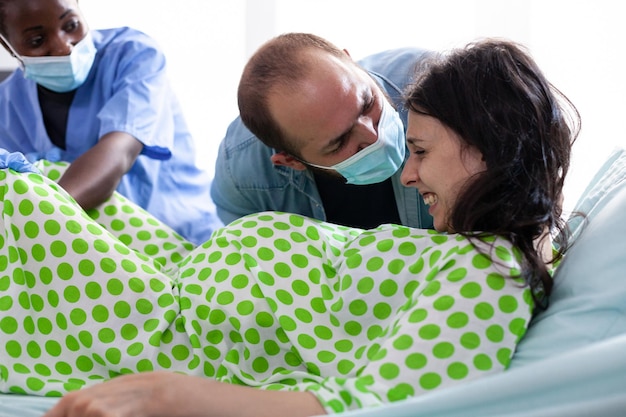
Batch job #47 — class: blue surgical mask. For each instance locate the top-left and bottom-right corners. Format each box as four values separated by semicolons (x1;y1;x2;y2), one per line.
306;98;406;185
17;32;97;93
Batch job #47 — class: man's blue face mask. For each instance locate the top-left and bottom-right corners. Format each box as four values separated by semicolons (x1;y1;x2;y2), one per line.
16;32;97;93
305;98;406;185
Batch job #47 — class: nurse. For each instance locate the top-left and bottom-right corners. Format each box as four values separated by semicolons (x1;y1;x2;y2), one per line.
0;0;221;245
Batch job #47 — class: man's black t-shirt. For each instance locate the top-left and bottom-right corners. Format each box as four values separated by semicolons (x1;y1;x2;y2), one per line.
313;171;401;229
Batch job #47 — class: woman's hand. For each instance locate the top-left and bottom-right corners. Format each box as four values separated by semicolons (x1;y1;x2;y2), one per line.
43;371;326;417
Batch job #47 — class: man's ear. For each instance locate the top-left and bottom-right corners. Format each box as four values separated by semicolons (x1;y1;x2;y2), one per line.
270;151;307;171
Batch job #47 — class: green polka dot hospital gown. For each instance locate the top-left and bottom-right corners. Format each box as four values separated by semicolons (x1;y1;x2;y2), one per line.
0;161;533;413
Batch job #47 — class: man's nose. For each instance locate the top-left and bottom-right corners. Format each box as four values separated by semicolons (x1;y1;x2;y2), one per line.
354;116;378;151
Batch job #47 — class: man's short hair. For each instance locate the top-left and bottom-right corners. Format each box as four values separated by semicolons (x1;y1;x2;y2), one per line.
237;32;349;155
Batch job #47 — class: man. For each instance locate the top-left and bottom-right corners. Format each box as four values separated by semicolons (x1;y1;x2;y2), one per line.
211;32;434;230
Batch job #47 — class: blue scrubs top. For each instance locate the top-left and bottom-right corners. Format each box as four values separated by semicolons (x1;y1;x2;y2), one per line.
0;27;222;245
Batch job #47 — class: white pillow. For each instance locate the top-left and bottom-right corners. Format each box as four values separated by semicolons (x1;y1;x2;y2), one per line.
510;147;626;367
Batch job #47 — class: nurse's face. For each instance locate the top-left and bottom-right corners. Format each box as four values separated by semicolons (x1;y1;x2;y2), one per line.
267;48;389;169
2;0;88;57
401;111;486;233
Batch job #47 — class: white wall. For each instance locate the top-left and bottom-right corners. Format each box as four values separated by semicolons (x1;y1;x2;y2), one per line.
2;0;624;213
81;0;248;175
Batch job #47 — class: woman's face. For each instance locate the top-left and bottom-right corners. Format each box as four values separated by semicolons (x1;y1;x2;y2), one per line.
2;0;87;57
401;111;486;232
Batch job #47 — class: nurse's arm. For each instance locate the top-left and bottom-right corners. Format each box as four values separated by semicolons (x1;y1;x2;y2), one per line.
57;131;143;210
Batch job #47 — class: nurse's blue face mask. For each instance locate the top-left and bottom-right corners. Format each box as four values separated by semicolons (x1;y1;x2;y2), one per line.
3;31;97;93
304;98;406;185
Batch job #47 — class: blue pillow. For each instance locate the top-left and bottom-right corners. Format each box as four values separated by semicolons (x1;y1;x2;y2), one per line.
510;147;626;368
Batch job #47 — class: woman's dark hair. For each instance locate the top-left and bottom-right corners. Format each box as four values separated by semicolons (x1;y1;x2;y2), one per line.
404;39;580;307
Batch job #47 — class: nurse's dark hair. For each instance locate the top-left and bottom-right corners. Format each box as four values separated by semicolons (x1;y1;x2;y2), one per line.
404;38;580;308
0;0;81;39
0;1;8;37
237;32;350;156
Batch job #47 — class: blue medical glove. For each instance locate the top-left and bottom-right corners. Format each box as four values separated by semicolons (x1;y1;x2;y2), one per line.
0;149;42;174
24;146;63;164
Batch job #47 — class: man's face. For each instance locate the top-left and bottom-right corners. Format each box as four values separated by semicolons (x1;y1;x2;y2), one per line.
268;49;388;168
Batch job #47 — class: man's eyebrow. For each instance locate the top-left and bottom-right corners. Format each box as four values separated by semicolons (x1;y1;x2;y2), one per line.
321;89;371;152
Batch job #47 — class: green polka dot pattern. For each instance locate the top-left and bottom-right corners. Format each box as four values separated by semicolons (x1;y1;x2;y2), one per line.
0;166;533;413
32;160;195;273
